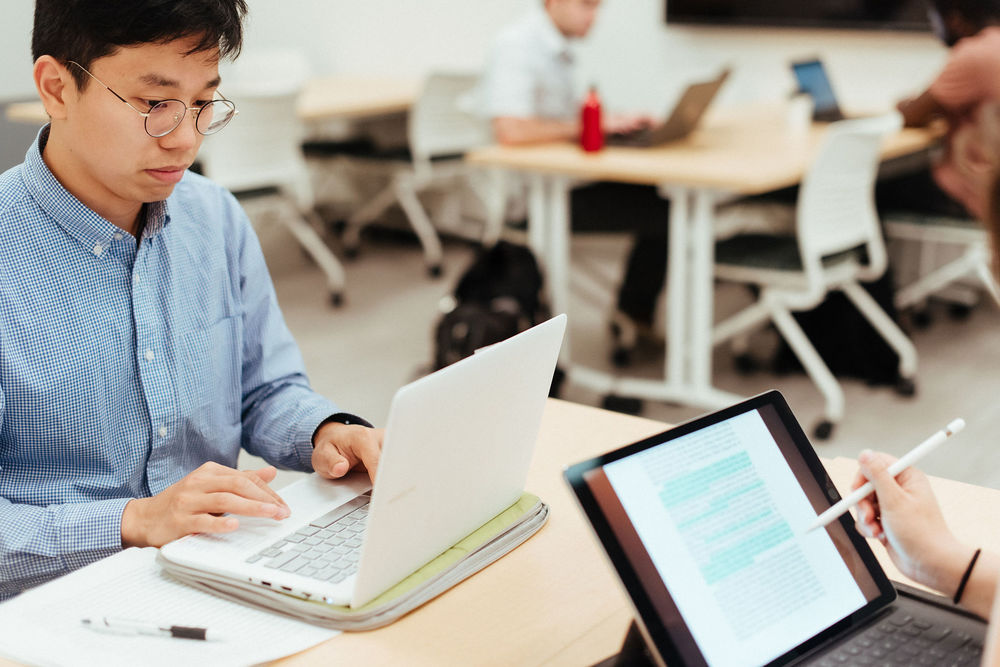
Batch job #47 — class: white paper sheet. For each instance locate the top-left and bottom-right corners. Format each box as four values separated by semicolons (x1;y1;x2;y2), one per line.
0;547;338;667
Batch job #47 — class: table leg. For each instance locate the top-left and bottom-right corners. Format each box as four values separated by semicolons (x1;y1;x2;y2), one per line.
527;172;573;365
528;174;549;264
527;176;741;411
665;187;690;390
689;190;714;390
548;176;572;362
685;188;743;408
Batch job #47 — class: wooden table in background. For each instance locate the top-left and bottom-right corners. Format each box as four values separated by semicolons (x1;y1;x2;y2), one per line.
466;108;941;415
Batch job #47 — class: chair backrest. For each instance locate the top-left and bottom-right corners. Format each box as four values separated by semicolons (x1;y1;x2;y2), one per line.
197;87;313;210
220;48;311;96
197;48;314;209
796;113;902;280
409;72;492;167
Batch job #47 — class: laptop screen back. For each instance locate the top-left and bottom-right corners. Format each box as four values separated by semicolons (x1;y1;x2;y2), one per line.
792;60;842;120
565;391;895;667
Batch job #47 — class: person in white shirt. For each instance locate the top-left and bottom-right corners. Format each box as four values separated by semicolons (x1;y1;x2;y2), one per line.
478;0;668;365
480;1;616;143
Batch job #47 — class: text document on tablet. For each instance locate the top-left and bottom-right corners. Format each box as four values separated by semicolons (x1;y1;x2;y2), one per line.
597;409;866;667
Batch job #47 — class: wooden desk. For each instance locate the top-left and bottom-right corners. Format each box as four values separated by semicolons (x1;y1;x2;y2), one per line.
0;398;995;665
3;75;420;126
466;107;941;414
271;398;1000;666
275;398;661;666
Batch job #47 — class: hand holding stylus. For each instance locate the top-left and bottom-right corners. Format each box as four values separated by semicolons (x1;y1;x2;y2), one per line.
806;418;966;533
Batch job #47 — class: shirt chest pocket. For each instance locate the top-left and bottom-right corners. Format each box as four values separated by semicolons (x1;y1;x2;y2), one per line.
179;315;243;428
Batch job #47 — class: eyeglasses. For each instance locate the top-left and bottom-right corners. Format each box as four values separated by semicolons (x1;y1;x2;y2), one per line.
67;60;238;138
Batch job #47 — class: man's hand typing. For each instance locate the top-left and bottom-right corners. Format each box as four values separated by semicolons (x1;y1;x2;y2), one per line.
120;462;290;547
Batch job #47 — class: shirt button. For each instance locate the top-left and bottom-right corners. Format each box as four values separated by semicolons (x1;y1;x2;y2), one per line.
92;244;103;256
158;426;168;437
113;233;123;241
144;349;155;361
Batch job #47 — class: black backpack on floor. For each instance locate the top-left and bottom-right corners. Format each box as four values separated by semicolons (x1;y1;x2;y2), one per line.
433;241;546;371
772;269;902;385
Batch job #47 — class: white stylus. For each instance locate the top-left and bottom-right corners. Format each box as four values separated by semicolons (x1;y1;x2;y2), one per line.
805;418;966;533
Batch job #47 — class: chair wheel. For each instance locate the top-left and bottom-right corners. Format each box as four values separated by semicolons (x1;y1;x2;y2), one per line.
428;264;443;278
611;346;632;368
734;353;759;375
948;303;973;320
602;395;643;415
330;292;344;308
813;420;835;441
894;376;917;397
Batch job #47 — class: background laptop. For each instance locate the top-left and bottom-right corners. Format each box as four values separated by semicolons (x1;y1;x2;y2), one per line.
791;58;846;122
161;314;566;610
565;390;985;666
607;68;730;147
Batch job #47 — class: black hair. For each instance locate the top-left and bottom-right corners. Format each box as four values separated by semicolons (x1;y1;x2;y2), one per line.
32;0;249;90
930;0;1000;27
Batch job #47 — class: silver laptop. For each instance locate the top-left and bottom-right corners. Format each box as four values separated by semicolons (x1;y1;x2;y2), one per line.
160;314;566;609
607;68;730;147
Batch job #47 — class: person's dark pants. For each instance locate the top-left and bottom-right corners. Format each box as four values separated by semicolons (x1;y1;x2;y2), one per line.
616;236;668;325
564;182;814;327
875;167;969;218
569;182;671;326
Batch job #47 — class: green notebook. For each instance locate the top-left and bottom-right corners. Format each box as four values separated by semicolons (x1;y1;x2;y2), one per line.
159;493;548;631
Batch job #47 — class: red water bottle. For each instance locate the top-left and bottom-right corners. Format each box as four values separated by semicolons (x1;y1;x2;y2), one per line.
580;86;603;152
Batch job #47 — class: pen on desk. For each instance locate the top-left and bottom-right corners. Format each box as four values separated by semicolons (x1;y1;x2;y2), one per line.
81;616;222;641
806;417;966;534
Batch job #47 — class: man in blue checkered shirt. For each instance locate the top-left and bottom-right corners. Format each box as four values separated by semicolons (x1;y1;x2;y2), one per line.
0;0;383;599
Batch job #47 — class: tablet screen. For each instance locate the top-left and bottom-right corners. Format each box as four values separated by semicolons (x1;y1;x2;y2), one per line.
567;392;892;667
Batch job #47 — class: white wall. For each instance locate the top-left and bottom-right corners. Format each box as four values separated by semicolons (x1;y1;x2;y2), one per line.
239;0;948;115
0;3;36;100
582;0;947;113
2;0;948;111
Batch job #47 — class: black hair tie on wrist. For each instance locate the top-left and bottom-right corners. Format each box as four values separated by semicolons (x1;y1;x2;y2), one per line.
953;548;982;605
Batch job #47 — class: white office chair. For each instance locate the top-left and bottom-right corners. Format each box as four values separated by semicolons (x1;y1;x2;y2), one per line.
884;212;1000;313
712;114;918;440
197;79;346;306
340;72;497;277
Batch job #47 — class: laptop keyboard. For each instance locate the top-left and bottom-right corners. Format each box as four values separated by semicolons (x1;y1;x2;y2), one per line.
244;492;371;584
606;128;652;146
813;610;982;666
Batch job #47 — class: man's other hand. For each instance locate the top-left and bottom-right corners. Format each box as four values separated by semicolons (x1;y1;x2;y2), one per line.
311;422;384;484
120;463;290;547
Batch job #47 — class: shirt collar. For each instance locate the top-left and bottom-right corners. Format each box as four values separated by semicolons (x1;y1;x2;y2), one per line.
21;125;171;258
530;7;574;61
